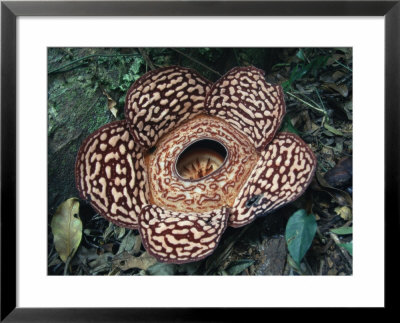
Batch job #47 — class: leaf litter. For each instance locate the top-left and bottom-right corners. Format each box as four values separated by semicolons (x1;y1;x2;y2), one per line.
48;47;353;276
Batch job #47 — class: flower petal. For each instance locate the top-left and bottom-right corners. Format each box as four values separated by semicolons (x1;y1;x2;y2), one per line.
205;66;285;151
139;204;229;263
125;66;212;149
75;120;149;229
228;132;317;227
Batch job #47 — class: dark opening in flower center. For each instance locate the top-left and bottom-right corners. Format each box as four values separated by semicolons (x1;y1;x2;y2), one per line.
176;139;228;180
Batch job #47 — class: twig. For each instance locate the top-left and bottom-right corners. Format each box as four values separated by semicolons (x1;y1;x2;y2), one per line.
48;53;140;74
314;87;326;110
170;48;222;77
63;251;74;276
233;48;241;66
334;59;353;73
329;232;353;268
286;91;327;115
297;90;321;109
319;258;325;275
303;256;314;275
138;48;155;70
314;88;328;127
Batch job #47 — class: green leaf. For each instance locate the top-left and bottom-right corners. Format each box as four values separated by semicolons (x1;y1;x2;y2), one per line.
289;64;308;85
285;209;317;267
339;242;353;256
296;49;306;62
279;115;299;135
130;57;144;74
330;226;353;235
309;55;329;77
281;80;290;91
225;259;255;275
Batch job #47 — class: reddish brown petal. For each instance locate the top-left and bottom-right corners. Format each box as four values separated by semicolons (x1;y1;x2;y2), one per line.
75;120;149;229
125;66;212;149
205;66;285;152
229;132;316;227
139;204;229;263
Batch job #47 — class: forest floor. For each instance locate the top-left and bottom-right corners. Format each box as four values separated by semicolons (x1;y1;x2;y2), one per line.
48;47;353;276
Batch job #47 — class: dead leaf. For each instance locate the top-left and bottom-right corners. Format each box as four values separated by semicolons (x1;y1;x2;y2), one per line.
334;206;352;220
324;157;352;188
315;173;353;206
323;82;348;97
48;256;63;267
132;235;142;254
114;226;126;240
342;101;353;121
102;88;118;118
51;198;82;262
336;48;353;60
332;70;346;81
117;231;137;254
324;123;344;136
103;222;114;242
326;54;346;66
88;252;114;274
113;251;157;271
320;146;336;167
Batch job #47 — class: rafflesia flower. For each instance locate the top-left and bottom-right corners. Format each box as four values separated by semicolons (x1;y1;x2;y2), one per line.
75;66;316;264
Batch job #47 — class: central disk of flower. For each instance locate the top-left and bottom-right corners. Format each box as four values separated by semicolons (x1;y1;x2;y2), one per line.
175;139;227;180
145;114;259;213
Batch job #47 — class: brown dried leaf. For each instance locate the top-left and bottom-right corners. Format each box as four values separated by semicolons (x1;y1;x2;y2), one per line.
315;172;353;206
103;222;114;241
102;88;118;118
117;231;137;254
51;198;82;263
323;82;349;97
113;252;157;271
332;70;346;81
343;101;353;121
324;157;352;188
88;252;114;274
326;54;346;66
114;226;126;240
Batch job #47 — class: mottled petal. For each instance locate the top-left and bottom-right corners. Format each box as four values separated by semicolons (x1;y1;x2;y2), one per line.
229;132;317;227
75;120;149;229
205;66;285;151
125;66;212;149
139;204;229;263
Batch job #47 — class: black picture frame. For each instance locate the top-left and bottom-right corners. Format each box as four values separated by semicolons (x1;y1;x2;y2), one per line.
1;1;398;321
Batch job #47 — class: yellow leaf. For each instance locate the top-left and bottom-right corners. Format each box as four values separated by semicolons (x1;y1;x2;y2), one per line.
51;198;82;262
334;206;352;221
